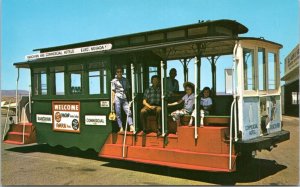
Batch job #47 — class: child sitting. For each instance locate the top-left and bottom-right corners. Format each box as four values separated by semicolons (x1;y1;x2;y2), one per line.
189;87;213;126
168;82;195;126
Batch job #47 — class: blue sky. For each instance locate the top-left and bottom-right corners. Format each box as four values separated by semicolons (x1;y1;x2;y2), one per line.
1;0;299;91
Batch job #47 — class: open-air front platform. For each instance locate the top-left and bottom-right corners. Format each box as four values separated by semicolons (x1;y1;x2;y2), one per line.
99;125;237;172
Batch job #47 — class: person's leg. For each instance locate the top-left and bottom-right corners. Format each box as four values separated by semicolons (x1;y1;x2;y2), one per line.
176;109;187;126
115;97;123;128
155;106;162;130
140;106;150;132
123;100;133;125
189;109;195;126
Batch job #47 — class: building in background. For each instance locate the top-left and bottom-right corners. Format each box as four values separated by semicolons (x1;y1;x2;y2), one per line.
281;44;299;116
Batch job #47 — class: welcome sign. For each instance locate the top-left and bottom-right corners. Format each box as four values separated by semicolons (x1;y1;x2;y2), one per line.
52;101;80;133
26;43;112;61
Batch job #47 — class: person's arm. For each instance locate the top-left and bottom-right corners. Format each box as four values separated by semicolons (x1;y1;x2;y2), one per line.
168;99;183;106
143;99;155;110
111;80;116;104
175;79;179;92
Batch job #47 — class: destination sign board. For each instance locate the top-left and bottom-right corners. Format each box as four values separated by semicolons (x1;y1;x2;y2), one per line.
25;43;112;61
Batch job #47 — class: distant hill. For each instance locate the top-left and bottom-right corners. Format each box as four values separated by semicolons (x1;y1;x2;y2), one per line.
1;90;29;97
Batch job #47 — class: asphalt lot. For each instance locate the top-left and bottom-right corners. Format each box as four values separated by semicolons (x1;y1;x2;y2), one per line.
1;115;299;185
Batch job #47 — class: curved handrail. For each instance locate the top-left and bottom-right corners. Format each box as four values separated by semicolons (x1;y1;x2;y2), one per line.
22;102;30;144
2;99;12;140
122;101;133;158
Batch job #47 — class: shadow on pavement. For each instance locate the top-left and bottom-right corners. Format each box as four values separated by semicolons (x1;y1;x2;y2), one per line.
5;143;99;160
5;143;287;185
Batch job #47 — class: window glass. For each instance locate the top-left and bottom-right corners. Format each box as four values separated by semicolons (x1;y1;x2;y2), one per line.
268;52;277;90
88;62;107;95
55;72;65;95
243;48;255;90
33;68;47;95
292;92;298;105
41;73;47;95
50;66;65;95
149;66;158;86
69;64;83;95
136;64;144;93
258;48;266;90
89;71;100;94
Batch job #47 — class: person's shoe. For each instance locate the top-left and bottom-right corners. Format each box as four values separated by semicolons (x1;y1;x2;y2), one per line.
129;125;135;132
156;129;162;137
119;127;124;133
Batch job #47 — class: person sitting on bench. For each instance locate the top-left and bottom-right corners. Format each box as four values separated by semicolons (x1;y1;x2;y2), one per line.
189;87;213;126
140;75;162;135
168;82;195;126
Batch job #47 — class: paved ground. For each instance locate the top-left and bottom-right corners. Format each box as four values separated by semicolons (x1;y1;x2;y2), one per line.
1;115;299;185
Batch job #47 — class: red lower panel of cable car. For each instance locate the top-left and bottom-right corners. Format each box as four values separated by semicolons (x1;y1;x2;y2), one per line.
99;125;236;172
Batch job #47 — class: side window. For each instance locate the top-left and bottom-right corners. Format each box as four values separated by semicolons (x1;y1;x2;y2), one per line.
88;62;107;95
33;68;47;95
258;48;266;91
69;64;83;95
136;64;144;93
149;66;158;86
268;52;277;90
243;48;255;90
50;66;65;95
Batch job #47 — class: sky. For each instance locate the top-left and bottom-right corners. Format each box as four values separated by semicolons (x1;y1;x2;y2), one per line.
1;0;299;92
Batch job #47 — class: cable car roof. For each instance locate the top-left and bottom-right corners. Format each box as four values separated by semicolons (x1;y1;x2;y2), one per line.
13;19;282;68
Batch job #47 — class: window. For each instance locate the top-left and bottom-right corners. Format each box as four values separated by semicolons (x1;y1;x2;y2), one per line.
33;68;47;95
136;64;144;93
149;66;158;86
292;92;298;105
243;48;255;90
88;63;107;95
50;66;65;95
69;64;83;95
268;52;277;90
258;48;266;91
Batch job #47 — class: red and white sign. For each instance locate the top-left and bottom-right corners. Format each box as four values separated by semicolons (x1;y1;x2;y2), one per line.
52;101;80;133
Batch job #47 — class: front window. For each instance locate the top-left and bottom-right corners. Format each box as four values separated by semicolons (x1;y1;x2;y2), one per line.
258;48;266;91
33;68;47;95
243;48;255;90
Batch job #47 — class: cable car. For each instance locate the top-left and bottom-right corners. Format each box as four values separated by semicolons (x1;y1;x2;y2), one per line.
6;19;289;172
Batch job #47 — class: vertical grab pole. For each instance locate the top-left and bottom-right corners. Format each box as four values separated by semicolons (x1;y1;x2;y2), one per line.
16;68;20;124
160;60;166;137
194;57;198;139
130;63;136;134
229;41;239;170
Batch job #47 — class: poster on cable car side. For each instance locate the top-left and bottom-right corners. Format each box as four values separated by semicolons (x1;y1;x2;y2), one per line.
242;97;260;140
52;101;80;133
260;96;281;134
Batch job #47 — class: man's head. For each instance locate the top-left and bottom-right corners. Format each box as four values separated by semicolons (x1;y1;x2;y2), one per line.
169;68;177;79
115;67;123;79
151;75;160;87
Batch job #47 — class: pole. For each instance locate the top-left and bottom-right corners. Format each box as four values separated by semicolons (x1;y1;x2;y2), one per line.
16;68;20;124
130;63;136;133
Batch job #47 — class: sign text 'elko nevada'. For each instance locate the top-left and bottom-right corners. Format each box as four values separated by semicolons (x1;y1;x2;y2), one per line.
25;43;112;61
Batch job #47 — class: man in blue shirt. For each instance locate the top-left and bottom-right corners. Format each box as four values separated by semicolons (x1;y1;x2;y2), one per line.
166;68;179;97
140;75;161;135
